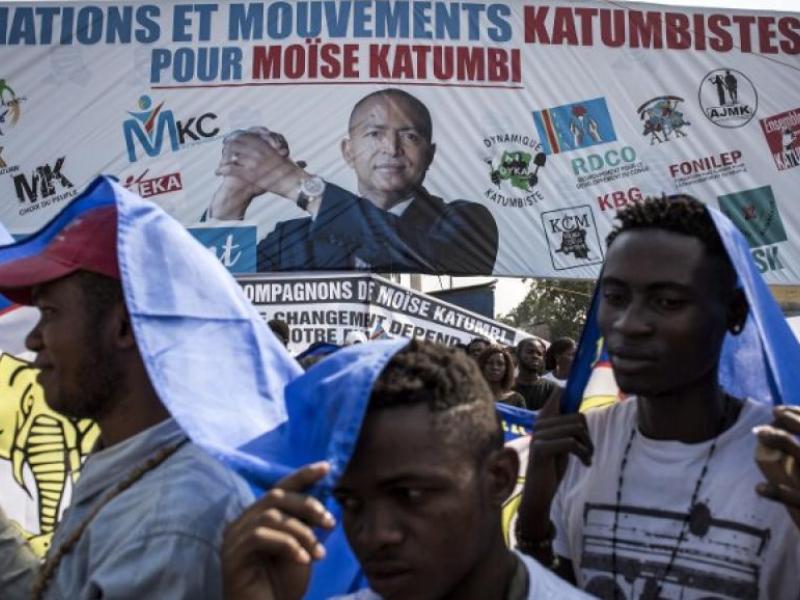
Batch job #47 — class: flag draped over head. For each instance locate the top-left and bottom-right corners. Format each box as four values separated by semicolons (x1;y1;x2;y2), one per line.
563;205;800;414
0;176;303;487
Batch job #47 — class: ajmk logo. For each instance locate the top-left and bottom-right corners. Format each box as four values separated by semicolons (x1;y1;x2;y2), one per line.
13;157;73;203
122;95;219;162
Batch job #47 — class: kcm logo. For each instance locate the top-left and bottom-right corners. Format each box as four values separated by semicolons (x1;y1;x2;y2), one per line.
122;95;219;162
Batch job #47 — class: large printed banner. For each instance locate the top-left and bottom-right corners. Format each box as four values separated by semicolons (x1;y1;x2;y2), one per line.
238;272;530;353
0;1;799;281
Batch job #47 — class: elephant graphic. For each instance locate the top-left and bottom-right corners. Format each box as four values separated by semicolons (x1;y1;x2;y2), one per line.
0;352;98;555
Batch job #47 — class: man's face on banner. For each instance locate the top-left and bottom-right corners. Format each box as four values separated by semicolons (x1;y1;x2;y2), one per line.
342;95;436;205
334;404;494;600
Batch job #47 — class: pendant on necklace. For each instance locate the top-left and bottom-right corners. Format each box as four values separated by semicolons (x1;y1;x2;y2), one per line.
688;501;712;537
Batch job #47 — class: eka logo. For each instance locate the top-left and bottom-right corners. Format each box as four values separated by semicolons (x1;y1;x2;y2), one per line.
0;78;28;135
759;107;800;172
532;97;616;155
481;132;546;208
637;96;691;144
188;227;257;273
122;95;219;162
13;157;76;215
718;186;786;274
698;68;758;128
541;205;604;271
123;169;183;198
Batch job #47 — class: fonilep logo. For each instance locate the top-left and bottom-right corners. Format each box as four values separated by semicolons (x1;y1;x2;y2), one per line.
532;97;616;155
122;95;219;162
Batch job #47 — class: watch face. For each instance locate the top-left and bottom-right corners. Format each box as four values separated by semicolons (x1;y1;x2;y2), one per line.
303;176;325;197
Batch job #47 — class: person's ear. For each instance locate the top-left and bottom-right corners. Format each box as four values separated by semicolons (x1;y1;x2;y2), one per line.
341;138;354;168
110;303;136;350
727;287;749;336
426;142;436;170
484;446;520;507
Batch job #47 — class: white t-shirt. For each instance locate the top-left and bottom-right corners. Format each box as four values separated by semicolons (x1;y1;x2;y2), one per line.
333;551;594;599
552;397;800;600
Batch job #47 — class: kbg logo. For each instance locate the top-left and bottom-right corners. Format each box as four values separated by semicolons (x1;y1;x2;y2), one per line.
122;95;219;162
481;132;546;208
718;186;786;274
698;68;757;128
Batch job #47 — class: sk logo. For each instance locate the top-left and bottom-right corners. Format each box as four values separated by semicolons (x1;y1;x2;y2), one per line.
719;186;786;248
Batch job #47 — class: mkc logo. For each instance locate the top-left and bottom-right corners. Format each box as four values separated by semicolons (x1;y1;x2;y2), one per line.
122;95;219;162
541;205;604;271
13;157;73;203
718;186;786;274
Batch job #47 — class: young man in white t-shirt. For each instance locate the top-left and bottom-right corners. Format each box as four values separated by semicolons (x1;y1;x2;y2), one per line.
221;341;592;600
516;195;800;599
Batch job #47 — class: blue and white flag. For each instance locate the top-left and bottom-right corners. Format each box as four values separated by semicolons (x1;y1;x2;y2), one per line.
0;176;303;489
563;206;800;414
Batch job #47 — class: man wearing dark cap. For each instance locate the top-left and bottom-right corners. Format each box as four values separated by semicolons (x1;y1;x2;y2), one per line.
0;188;256;598
207;88;498;274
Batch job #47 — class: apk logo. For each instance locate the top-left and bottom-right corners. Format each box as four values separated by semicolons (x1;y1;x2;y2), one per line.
188;227;256;273
123;95;219;162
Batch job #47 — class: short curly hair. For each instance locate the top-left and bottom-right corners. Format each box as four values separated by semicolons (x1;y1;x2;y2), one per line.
369;340;502;462
606;194;736;289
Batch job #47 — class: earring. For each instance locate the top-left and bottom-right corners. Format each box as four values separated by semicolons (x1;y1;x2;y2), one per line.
732;324;742;333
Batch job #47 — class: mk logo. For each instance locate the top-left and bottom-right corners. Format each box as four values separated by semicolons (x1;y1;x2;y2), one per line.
13;157;73;203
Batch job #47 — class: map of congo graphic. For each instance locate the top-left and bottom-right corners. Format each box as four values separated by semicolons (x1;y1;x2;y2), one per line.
0;352;98;556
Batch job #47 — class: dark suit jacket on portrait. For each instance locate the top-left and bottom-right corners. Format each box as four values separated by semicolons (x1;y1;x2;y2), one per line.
257;184;498;274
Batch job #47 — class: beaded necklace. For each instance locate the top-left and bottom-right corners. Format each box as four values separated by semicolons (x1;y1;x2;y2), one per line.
609;395;733;599
31;438;189;600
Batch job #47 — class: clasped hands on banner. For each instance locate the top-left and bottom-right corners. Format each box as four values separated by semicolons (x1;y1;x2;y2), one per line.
211;127;308;220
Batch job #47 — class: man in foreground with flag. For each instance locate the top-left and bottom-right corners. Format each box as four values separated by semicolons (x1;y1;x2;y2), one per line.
517;195;800;599
0;177;300;599
222;340;593;600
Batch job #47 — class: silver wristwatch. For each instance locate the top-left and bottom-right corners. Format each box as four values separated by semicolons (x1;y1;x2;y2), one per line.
296;175;326;211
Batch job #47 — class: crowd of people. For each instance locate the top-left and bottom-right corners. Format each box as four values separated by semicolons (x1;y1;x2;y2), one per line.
1;181;800;600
